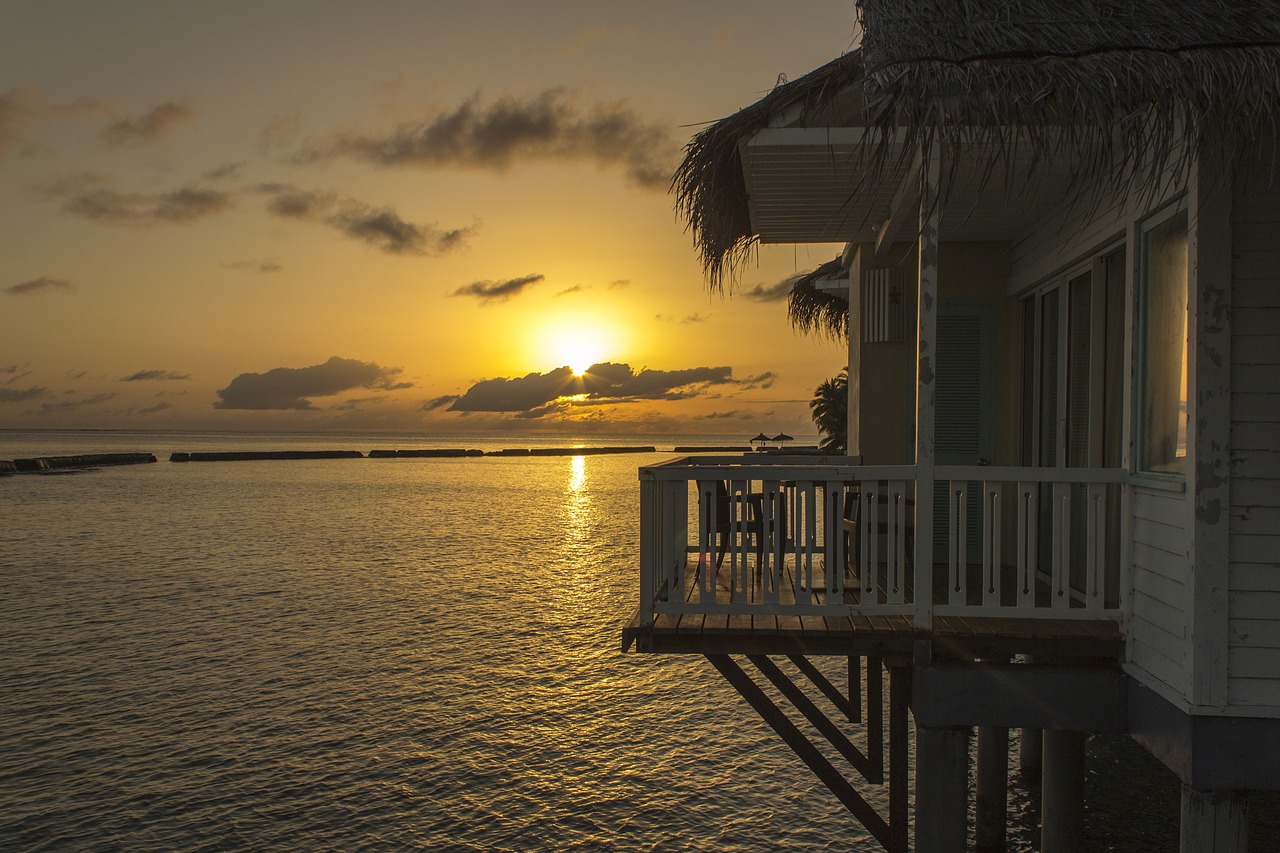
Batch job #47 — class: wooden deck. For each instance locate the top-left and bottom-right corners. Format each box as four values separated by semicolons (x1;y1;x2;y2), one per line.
624;559;1124;661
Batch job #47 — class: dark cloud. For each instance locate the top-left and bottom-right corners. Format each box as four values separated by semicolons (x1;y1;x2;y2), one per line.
100;101;195;145
449;361;737;414
135;402;173;415
1;364;31;384
452;273;543;304
259;185;475;256
120;369;191;382
6;276;73;296
0;386;47;403
742;276;799;302
608;279;630;289
203;161;245;181
555;284;586;297
39;392;117;413
422;394;459;411
681;313;709;324
739;372;777;390
301;88;676;190
214;356;409;410
61;185;233;225
222;259;282;273
700;409;754;420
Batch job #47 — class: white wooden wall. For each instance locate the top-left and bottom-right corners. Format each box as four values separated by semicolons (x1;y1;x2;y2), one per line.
1130;487;1191;698
1227;152;1280;710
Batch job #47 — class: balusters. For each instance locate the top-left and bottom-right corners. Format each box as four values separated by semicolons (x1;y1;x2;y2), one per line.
982;483;1002;608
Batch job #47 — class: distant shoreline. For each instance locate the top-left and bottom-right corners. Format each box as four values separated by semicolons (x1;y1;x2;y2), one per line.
2;445;825;474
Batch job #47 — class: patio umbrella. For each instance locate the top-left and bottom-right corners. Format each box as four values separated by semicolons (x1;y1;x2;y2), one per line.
771;433;793;444
749;432;770;444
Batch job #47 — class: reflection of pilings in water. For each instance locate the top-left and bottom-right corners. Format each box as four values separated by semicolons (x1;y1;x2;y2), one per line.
11;453;157;472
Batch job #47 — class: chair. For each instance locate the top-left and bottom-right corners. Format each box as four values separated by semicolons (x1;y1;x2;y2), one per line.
698;480;766;581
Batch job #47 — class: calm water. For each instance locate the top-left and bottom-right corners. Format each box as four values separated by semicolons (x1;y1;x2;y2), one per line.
2;430;1256;851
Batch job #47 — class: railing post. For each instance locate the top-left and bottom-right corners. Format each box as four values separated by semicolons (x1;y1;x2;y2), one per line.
639;473;657;625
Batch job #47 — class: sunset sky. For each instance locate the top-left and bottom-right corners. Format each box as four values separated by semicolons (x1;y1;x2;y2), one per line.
2;1;856;435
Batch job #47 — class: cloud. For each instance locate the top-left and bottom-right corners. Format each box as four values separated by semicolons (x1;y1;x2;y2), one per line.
61;185;233;225
214;356;409;410
1;364;31;384
133;401;173;415
203;161;245;181
555;284;586;297
452;273;543;304
449;361;738;414
680;313;709;324
120;369;191;382
100;101;195;145
300;88;676;190
422;394;459;411
739;372;777;390
0;386;47;403
0;87;41;156
608;279;630;289
742;276;798;302
6;276;73;296
700;409;754;420
1;86;105;158
259;185;475;256
222;259;282;273
38;392;117;413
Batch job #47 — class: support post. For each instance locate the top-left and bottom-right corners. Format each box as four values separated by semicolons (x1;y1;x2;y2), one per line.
976;726;1010;852
1180;787;1248;853
914;141;940;630
1019;726;1043;775
915;724;969;853
1041;730;1085;853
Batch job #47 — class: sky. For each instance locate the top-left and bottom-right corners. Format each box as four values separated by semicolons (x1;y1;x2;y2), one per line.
1;1;858;436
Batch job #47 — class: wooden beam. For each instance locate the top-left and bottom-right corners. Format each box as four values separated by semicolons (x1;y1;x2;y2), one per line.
705;654;894;848
875;151;923;258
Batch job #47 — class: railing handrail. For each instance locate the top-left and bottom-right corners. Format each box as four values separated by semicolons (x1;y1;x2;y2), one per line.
641;457;916;481
935;465;1127;484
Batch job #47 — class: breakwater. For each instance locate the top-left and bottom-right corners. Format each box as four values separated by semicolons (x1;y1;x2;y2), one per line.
3;453;157;474
3;445;779;474
170;450;365;462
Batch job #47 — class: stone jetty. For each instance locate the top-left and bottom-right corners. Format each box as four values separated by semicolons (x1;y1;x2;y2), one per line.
5;453;157;473
367;449;484;458
170;450;364;462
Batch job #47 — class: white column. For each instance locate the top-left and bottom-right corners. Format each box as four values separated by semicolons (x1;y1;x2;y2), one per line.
1180;787;1248;853
915;724;969;853
1041;730;1085;853
913;142;940;629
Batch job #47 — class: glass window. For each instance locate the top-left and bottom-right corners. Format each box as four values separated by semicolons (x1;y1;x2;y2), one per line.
1138;206;1189;475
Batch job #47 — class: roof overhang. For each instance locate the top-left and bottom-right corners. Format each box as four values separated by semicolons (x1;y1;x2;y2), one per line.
740;127;1083;247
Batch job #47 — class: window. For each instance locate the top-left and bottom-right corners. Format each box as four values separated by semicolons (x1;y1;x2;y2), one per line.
1138;205;1189;475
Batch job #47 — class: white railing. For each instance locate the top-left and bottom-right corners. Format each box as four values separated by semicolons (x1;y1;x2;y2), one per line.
934;466;1127;619
638;456;1128;627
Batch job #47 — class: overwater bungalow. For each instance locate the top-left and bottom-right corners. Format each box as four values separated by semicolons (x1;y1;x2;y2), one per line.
623;3;1280;850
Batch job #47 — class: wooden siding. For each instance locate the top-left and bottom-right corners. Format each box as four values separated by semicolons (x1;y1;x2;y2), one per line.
1227;153;1280;709
1129;487;1190;696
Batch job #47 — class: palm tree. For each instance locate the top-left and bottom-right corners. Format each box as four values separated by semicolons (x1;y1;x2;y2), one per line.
809;367;848;454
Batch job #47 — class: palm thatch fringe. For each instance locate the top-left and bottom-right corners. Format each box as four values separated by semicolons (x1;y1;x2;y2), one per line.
675;2;1280;288
671;52;866;291
787;257;849;340
856;1;1280;216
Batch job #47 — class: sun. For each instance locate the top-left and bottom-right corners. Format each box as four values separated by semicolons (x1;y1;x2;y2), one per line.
553;328;606;376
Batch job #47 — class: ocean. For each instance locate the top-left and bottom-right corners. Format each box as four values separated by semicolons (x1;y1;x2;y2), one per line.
0;429;1255;851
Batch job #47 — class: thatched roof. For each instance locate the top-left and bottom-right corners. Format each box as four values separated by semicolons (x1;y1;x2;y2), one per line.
676;1;1280;288
671;51;866;290
787;257;849;340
